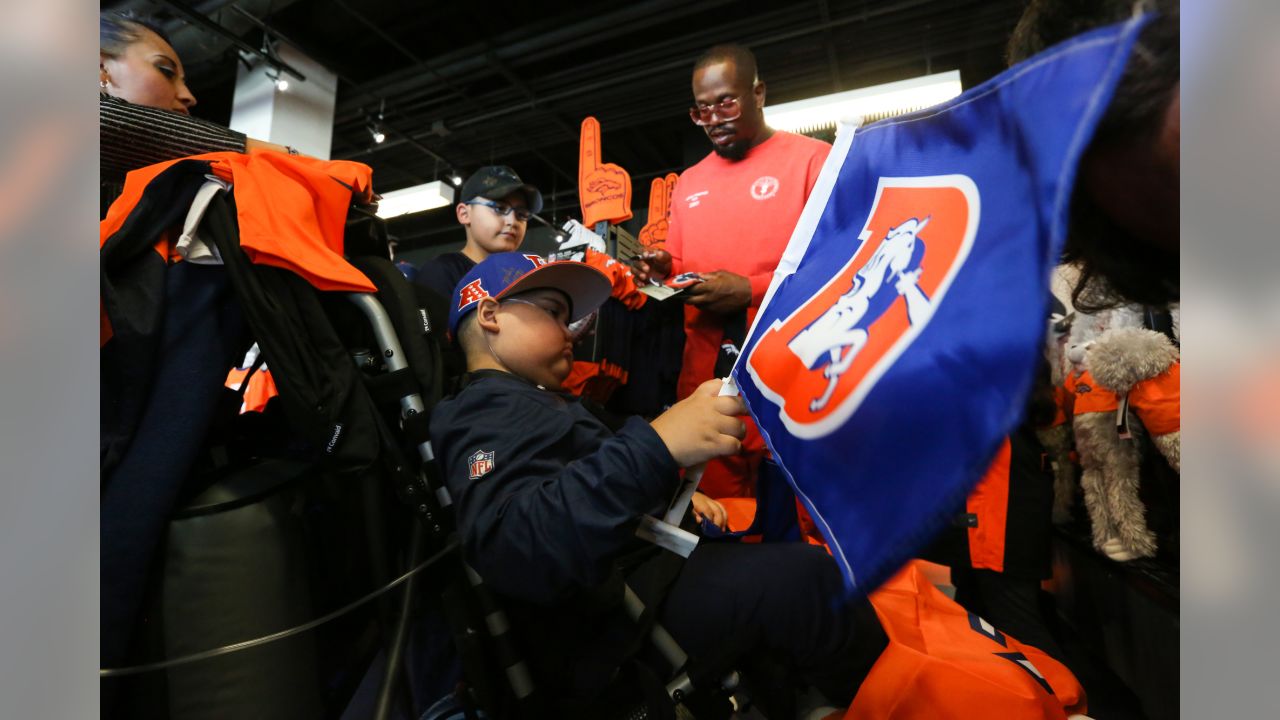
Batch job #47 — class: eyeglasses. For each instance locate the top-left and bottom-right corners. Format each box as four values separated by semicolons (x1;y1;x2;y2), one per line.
689;96;743;126
501;297;571;327
467;198;532;223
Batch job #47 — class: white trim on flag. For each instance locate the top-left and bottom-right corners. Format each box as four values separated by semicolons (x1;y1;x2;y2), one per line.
746;120;862;349
733;122;862;589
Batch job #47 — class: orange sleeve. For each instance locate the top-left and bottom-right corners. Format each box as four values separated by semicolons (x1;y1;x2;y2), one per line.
581;248;647;310
966;438;1012;573
1130;363;1180;435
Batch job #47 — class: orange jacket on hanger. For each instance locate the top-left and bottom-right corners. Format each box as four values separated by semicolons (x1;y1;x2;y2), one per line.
848;562;1086;719
101;150;376;290
101;151;377;346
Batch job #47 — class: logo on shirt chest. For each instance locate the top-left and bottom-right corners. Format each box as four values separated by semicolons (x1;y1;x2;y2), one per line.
468;449;495;479
751;176;780;201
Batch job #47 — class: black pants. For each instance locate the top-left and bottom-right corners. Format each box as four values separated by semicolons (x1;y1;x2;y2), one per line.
658;542;886;707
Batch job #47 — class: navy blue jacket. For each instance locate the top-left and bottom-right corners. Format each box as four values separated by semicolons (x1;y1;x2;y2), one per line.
414;251;474;300
431;371;681;606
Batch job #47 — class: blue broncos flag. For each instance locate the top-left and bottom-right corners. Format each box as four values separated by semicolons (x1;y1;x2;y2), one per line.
733;16;1151;595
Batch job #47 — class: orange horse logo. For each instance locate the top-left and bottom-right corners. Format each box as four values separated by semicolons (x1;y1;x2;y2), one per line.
746;175;980;438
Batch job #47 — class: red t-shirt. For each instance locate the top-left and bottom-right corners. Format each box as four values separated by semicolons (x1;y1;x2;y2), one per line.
667;130;830;398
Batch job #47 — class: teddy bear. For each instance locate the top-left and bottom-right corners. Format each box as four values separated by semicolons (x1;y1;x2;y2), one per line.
1063;303;1180;561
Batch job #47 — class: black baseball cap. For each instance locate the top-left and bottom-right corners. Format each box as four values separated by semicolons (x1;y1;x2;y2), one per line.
459;166;544;215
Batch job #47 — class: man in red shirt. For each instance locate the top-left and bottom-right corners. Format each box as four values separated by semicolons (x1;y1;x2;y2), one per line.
637;44;830;498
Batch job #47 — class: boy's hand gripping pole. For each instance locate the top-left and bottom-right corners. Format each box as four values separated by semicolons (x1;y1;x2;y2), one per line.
635;377;740;557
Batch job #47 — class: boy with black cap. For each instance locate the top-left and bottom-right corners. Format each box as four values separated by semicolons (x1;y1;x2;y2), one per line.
432;252;885;714
414;165;544;300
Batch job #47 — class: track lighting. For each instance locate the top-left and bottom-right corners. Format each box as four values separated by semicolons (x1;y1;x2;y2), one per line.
367;99;387;146
265;66;288;92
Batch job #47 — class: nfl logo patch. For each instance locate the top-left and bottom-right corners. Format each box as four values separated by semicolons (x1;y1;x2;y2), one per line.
468;449;495;479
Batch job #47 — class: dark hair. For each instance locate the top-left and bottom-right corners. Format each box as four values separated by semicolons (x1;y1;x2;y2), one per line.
101;10;172;58
1008;0;1180;312
694;43;759;84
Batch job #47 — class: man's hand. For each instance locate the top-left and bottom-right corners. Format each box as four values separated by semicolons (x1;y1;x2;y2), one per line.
633;249;672;284
650;379;746;467
683;270;751;313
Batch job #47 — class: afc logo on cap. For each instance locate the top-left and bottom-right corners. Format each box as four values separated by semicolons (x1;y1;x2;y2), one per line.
458;279;489;309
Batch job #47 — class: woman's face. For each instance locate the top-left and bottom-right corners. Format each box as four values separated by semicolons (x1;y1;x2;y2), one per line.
100;27;195;113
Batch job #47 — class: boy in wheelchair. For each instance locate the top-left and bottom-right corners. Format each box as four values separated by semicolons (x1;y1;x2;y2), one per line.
431;252;885;716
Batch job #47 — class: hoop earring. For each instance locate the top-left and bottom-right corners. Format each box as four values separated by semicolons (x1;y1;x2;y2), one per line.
100;79;109;89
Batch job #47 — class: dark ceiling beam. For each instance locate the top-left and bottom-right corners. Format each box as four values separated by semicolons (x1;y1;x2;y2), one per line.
419;28;1007;170
818;0;843;93
364;0;938;138
335;0;1018;190
481;51;579;140
338;24;1006;184
625;127;676;171
328;0;420;66
328;1;816;165
158;0;307;81
401;0;996;136
327;0;576;185
345;0;965;128
368;2;802;129
333;0;734;119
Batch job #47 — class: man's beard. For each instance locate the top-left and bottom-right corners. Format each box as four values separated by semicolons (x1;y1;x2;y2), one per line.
712;139;750;161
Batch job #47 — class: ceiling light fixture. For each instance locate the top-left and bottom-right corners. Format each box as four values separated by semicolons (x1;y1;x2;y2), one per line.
374;181;457;219
265;66;289;92
763;70;963;135
367;98;387;145
449;174;463;186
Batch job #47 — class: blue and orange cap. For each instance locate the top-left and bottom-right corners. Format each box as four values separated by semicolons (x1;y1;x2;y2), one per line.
448;252;611;335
